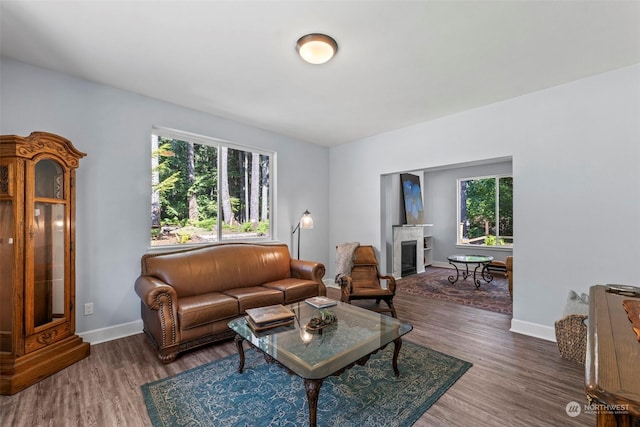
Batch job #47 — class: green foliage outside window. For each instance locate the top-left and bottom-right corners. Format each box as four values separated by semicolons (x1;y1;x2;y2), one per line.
460;175;513;246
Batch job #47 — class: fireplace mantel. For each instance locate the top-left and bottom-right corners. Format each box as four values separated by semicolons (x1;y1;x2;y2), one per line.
392;225;425;279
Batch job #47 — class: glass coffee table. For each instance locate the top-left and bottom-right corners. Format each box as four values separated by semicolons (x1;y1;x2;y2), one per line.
447;254;494;288
228;301;413;427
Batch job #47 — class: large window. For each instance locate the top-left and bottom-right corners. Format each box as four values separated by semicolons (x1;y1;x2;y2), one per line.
457;175;513;247
150;128;273;246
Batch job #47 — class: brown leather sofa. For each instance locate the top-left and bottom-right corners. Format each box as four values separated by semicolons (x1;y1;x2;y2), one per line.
134;242;326;363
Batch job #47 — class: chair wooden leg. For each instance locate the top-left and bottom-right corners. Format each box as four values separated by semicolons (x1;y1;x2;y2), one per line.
385;299;397;318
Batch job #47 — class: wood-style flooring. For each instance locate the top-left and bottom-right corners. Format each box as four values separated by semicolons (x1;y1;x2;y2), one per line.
0;287;593;426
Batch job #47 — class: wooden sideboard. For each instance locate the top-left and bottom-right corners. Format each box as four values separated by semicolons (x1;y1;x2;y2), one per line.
586;285;640;427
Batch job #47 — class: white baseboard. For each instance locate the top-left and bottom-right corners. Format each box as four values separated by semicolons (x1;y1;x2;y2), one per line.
324;278;339;289
510;318;556;342
76;299;556;347
392;262;451;279
431;261;453;269
78;319;143;345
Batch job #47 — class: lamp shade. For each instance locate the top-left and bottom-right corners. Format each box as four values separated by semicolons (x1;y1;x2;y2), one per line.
296;34;338;65
300;210;313;229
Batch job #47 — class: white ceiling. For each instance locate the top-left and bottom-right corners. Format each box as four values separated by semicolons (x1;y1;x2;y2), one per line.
1;1;639;147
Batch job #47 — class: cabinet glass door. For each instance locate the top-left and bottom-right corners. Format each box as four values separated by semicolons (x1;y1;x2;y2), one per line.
0;199;13;352
29;159;68;331
33;202;66;327
0;162;13;353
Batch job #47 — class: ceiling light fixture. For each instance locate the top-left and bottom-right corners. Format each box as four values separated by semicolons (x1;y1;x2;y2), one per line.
296;33;338;65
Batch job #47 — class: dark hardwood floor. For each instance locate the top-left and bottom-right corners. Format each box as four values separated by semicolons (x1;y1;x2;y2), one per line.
0;287;593;426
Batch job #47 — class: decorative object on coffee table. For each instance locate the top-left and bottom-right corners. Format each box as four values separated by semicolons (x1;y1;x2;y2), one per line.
305;308;337;332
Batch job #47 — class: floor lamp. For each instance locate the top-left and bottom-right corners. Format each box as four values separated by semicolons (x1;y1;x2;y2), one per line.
292;210;313;259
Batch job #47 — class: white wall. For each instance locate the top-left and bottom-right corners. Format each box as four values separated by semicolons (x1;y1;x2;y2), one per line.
0;58;330;341
329;64;640;340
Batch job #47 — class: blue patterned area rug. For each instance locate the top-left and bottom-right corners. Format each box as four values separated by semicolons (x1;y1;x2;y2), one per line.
141;341;472;427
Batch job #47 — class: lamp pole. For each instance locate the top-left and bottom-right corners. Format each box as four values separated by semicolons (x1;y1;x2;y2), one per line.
292;210;313;259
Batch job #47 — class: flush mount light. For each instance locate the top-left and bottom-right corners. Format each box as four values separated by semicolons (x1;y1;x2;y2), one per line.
296;33;338;64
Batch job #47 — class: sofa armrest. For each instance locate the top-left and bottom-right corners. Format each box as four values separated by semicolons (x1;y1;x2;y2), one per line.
135;275;178;310
134;275;180;361
290;259;327;296
290;259;326;282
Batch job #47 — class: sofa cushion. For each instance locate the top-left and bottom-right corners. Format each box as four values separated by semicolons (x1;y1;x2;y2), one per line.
223;286;284;313
178;292;239;330
263;279;320;303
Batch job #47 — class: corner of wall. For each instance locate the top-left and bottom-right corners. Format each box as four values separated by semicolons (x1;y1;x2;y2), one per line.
510;318;556;342
78;319;143;345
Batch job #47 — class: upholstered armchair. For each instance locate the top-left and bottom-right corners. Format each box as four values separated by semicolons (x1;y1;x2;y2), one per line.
338;245;397;318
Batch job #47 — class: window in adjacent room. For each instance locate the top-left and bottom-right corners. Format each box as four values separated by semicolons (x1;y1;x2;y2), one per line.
457;175;513;247
150;128;273;246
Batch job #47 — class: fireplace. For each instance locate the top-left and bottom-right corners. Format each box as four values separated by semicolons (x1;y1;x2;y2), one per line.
392;225;424;278
401;240;417;277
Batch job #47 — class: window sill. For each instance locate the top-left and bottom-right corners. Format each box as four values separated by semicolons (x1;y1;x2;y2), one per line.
455;244;513;253
146;237;278;253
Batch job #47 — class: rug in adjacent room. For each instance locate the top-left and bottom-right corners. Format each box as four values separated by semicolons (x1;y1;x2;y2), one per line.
397;267;512;315
141;341;472;427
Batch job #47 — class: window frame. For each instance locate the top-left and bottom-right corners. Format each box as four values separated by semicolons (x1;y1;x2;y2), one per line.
150;126;275;248
456;173;513;248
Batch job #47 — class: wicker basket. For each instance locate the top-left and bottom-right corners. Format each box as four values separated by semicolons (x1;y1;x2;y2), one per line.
554;314;588;365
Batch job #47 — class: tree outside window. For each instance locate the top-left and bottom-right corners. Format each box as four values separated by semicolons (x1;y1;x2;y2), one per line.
458;175;513;246
150;131;272;246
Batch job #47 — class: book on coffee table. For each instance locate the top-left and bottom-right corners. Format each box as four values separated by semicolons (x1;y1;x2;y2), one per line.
246;316;295;332
245;304;295;327
305;296;337;309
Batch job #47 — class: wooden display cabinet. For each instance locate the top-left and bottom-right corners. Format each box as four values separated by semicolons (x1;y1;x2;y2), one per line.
0;132;90;395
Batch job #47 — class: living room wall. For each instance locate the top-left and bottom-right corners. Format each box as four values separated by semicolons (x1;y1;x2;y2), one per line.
0;58;331;342
329;64;640;340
